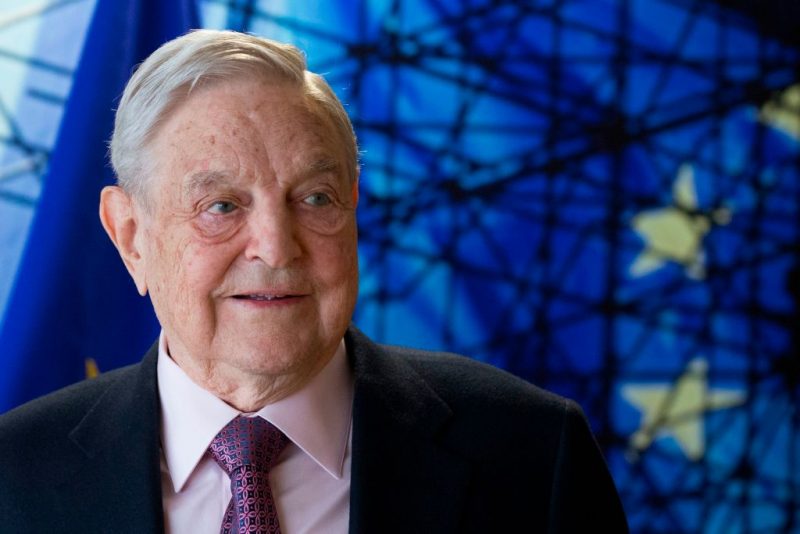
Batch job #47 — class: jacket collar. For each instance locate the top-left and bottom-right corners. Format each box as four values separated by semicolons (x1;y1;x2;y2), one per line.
346;326;471;534
67;342;163;532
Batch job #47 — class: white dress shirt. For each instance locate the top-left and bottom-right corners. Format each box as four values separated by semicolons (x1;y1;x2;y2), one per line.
157;333;353;534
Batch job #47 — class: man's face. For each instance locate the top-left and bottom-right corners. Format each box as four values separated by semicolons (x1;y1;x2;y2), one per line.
132;79;358;390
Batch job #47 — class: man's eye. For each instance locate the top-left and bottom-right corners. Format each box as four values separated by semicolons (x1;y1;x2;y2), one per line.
207;201;237;214
304;192;332;207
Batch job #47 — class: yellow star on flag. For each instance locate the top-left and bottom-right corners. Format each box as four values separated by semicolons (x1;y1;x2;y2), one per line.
630;164;730;280
621;358;746;461
85;357;100;379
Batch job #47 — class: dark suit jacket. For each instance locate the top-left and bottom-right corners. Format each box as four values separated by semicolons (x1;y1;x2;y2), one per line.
0;326;628;533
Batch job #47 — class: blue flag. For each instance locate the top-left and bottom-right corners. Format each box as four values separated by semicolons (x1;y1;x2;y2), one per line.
0;0;199;413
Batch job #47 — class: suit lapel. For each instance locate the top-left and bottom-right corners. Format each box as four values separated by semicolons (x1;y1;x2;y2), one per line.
59;343;164;533
346;327;472;534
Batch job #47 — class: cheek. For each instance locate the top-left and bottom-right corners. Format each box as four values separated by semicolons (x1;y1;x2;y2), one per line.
143;234;188;311
315;224;359;292
147;232;224;304
179;245;238;299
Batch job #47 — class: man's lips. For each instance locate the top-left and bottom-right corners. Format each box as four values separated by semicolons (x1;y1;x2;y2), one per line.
230;292;307;302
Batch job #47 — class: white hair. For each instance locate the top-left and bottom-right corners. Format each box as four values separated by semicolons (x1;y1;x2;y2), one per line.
109;29;358;200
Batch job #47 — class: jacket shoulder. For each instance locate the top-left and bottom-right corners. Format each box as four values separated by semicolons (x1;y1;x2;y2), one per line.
0;357;164;531
387;345;628;531
393;344;571;415
0;363;139;453
376;343;591;458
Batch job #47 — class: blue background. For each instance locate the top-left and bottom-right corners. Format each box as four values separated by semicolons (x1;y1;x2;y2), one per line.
0;1;798;532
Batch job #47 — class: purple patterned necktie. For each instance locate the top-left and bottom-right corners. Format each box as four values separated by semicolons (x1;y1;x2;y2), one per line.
208;416;290;534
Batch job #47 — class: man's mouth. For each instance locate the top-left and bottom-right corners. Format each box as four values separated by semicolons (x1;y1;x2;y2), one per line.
233;294;295;301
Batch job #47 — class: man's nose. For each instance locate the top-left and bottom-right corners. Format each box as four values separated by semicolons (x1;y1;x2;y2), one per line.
243;204;302;267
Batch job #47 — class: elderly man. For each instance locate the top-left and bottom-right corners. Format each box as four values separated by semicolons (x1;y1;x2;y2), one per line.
0;30;627;533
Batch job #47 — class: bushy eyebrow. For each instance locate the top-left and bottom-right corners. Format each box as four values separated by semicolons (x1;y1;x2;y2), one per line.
181;171;233;200
306;156;340;176
179;157;341;200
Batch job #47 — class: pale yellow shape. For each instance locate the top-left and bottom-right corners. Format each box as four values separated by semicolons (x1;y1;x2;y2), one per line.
760;84;800;140
630;164;730;279
85;357;100;379
672;163;698;210
622;358;746;461
632;209;706;264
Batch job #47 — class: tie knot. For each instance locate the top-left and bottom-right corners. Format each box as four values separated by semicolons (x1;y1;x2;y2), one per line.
208;416;289;475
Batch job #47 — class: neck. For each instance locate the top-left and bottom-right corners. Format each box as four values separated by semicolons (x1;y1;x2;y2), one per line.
162;336;334;412
189;364;314;412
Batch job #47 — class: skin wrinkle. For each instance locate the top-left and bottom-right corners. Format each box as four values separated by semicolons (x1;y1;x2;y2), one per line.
101;78;359;411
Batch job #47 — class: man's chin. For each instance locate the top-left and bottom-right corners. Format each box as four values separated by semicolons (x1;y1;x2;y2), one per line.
224;342;321;377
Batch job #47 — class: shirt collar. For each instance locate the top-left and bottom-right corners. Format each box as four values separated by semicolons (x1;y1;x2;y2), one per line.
157;332;353;492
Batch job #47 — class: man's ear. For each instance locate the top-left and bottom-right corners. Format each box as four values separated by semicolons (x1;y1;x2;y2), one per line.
99;186;148;296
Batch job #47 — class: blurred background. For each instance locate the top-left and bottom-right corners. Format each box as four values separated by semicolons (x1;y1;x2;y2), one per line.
0;0;798;531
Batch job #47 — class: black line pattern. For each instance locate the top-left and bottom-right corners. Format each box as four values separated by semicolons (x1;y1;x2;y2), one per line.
208;2;799;531
1;0;797;531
